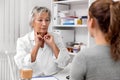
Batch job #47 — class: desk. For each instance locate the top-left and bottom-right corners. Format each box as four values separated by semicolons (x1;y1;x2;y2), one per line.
53;63;71;80
31;55;74;80
31;63;71;80
53;54;75;80
31;54;74;80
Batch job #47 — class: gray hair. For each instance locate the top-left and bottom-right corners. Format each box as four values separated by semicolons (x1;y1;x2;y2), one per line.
29;6;51;28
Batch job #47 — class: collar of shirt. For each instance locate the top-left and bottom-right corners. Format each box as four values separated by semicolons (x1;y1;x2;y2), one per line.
30;30;34;41
29;30;48;51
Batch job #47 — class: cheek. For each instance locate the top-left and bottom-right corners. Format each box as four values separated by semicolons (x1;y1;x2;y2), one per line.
33;24;41;32
33;23;43;30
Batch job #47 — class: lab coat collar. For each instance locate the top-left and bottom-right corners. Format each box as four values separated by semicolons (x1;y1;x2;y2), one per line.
30;30;35;41
29;30;48;51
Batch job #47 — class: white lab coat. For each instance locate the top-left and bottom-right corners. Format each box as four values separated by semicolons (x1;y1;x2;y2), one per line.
14;31;70;77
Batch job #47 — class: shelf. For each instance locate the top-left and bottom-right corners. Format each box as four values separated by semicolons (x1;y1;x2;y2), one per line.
53;0;88;5
53;25;87;28
52;0;91;48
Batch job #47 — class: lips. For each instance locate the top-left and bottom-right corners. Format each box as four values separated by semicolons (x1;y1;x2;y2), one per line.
41;28;47;30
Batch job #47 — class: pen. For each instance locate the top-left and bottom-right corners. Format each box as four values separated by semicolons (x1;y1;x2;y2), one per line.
66;75;70;80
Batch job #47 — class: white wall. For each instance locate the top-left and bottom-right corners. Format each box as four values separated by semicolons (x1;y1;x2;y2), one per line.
0;0;20;51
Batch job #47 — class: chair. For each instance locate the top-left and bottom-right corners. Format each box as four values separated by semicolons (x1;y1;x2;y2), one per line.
5;51;19;80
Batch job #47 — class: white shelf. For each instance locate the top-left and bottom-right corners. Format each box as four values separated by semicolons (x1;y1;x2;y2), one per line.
53;0;88;5
53;25;87;27
52;0;91;48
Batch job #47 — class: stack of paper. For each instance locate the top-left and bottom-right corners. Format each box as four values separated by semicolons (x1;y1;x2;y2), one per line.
31;76;58;80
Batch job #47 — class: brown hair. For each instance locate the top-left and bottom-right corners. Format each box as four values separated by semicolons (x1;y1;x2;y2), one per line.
89;0;120;61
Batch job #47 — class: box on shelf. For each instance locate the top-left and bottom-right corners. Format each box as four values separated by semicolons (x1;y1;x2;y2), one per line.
60;16;78;25
81;16;87;25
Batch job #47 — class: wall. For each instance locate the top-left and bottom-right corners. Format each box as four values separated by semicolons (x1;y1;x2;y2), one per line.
0;0;20;51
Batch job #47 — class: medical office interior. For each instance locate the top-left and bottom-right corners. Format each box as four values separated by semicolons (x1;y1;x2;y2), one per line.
0;0;96;80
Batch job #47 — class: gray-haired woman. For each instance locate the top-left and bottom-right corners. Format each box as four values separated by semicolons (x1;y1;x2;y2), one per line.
14;6;70;77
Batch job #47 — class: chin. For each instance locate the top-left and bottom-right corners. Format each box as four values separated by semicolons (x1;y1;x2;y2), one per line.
41;31;47;34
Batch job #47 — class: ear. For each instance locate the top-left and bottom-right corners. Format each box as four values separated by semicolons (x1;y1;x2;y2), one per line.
89;18;94;29
87;18;96;37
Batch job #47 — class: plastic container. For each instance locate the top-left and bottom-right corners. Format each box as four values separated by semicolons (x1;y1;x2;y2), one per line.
81;16;87;25
74;18;82;25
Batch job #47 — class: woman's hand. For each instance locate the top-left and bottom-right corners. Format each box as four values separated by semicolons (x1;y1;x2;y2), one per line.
44;33;59;58
31;32;45;62
35;32;44;48
44;33;55;48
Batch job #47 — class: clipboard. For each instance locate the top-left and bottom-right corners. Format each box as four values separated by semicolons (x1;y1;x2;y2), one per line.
31;76;59;80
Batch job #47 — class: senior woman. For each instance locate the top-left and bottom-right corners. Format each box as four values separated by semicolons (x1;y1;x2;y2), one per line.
14;6;70;77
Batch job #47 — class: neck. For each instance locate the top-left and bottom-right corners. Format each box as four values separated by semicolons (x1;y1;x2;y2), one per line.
94;31;109;46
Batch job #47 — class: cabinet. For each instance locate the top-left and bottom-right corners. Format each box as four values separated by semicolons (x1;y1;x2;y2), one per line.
52;0;94;53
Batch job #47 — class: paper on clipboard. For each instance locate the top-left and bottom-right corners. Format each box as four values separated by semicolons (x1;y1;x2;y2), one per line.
31;76;58;80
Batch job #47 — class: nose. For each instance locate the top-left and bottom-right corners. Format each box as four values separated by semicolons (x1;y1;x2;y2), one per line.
42;20;47;26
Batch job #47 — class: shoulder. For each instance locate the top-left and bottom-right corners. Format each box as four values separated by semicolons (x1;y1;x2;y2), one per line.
49;32;62;41
49;32;61;37
75;46;98;59
17;32;32;44
49;32;64;45
76;45;110;61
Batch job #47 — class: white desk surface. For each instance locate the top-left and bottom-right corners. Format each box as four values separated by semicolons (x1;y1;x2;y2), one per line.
54;63;71;80
31;63;71;80
24;63;71;80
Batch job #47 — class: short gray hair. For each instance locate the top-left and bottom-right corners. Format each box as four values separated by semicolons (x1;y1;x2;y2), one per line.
29;6;51;28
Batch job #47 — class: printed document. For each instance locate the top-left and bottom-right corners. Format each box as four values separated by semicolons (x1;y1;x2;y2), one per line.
31;76;58;80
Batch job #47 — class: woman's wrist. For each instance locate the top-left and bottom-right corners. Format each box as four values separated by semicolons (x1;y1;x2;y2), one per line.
51;43;59;58
31;44;40;62
35;43;41;48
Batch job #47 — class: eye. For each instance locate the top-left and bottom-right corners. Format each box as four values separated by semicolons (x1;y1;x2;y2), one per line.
38;19;43;22
45;19;50;22
36;19;50;23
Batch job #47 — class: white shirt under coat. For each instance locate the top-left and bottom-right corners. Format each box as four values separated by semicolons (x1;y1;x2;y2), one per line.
14;31;70;77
